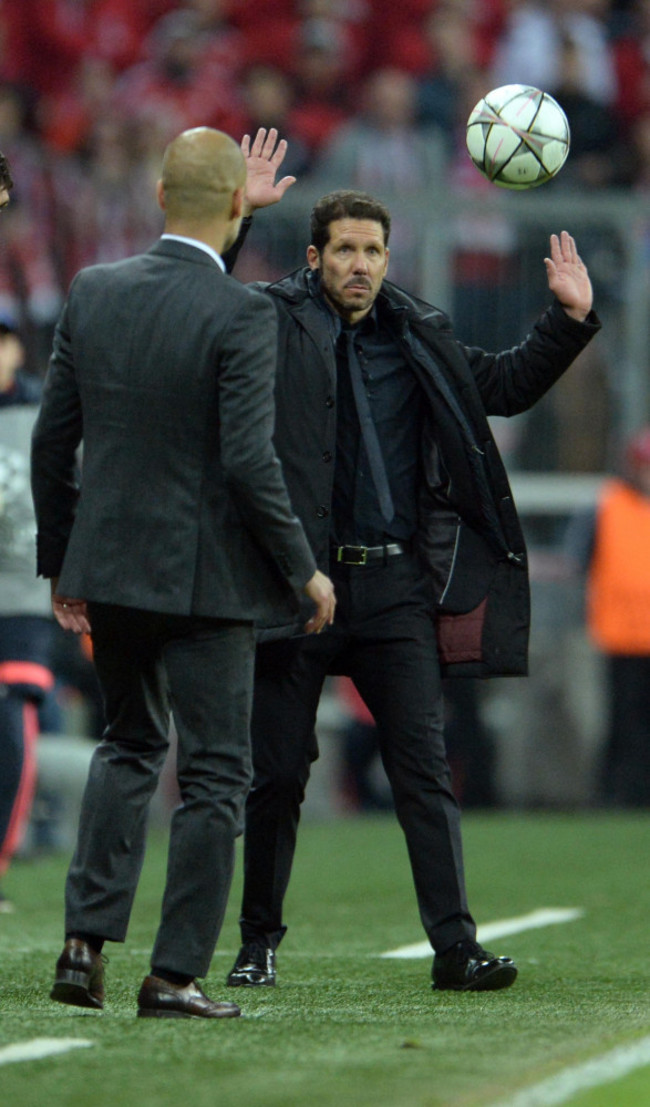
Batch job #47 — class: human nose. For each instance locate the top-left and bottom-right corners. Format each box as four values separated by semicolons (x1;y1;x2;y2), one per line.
352;251;369;272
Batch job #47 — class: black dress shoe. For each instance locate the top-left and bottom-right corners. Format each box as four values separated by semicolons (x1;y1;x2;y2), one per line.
51;938;105;1009
137;975;241;1019
432;939;518;992
226;941;276;987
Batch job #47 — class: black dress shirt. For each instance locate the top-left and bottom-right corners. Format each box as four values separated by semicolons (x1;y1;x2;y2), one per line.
329;304;425;547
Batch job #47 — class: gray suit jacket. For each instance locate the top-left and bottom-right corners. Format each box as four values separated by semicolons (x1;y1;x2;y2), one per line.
31;237;316;623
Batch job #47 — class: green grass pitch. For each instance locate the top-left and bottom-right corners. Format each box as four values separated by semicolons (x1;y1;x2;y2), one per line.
1;812;649;1107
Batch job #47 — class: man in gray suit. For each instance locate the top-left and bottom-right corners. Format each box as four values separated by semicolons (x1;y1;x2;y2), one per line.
31;126;335;1020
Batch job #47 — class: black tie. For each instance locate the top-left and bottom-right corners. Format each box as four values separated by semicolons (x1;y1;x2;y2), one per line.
344;328;394;524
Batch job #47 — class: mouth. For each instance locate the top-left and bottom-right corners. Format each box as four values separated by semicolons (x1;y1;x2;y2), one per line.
345;281;371;293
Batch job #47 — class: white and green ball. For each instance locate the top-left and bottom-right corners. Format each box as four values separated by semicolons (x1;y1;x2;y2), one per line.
466;84;570;190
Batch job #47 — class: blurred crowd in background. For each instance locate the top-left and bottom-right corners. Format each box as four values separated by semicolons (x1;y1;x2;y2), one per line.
0;0;650;369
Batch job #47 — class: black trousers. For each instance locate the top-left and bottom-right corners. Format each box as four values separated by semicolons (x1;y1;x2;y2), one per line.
240;553;476;954
600;654;650;806
64;603;255;979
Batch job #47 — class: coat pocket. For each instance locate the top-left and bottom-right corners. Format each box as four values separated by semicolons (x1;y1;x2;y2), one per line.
436;598;487;665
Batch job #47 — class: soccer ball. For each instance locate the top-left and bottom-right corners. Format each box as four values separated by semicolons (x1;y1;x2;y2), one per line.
465;85;570;190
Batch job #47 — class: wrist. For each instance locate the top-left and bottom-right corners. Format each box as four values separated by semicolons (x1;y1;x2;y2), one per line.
561;305;590;323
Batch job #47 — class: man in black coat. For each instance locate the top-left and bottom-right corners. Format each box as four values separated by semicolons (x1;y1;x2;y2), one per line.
226;131;600;994
31;127;335;1019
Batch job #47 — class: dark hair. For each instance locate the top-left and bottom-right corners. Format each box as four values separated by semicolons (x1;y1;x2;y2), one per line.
0;151;13;191
310;190;391;253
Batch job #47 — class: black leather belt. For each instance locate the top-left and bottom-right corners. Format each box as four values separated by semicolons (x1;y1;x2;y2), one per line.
332;542;409;566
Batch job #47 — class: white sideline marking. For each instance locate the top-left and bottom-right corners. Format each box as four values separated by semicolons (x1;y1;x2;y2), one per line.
488;1035;650;1107
380;907;583;959
0;1038;93;1066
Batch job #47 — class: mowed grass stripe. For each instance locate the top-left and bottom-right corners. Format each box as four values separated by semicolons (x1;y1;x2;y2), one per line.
0;1038;94;1065
487;1035;650;1107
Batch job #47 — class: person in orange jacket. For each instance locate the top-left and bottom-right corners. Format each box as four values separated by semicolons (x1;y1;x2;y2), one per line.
566;427;650;806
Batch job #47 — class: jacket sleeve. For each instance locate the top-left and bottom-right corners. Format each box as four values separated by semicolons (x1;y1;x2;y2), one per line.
30;291;83;578
222;216;254;274
462;300;601;417
218;288;317;594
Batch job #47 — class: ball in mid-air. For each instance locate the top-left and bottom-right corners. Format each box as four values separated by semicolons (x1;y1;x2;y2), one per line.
466;84;570;190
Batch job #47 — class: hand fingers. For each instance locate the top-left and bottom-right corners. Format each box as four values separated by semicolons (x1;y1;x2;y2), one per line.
250;128;280;160
303;613;325;634
270;137;288;167
275;175;297;199
303;594;336;635
53;599;91;635
550;231;580;265
561;230;578;264
549;233;561;263
246;128;285;164
250;128;267;157
262;127;279;159
55;609;88;634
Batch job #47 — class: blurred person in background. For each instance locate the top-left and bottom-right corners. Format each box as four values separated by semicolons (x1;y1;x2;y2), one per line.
278;13;356;157
0;2;31;90
19;0;159;99
51;115;164;286
237;0;370;89
238;65;312;178
610;0;650;135
0;227;59;911
36;55;118;158
491;0;618;109
314;66;447;192
313;66;448;283
415;1;494;151
0;85;63;361
111;8;244;144
372;0;504;79
543;33;633;190
565;426;650;806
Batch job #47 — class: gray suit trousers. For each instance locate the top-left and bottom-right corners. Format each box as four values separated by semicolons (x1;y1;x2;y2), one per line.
64;603;254;978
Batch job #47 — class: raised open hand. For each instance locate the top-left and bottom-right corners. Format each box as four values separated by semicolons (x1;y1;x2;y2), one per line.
544;231;593;322
241;128;297;215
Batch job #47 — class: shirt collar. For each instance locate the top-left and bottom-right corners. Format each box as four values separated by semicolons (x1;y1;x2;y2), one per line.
161;234;225;272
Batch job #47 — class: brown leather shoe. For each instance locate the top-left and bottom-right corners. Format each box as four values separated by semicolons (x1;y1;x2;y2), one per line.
50;938;105;1009
137;975;241;1019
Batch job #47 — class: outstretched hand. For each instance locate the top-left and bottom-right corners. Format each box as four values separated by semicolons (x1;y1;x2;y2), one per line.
544;231;593;322
241;128;297;215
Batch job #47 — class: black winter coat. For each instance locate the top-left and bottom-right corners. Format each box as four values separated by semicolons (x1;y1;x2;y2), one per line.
248;265;601;677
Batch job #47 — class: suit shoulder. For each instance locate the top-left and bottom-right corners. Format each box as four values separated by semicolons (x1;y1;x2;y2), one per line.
69;252;150;289
225;275;277;315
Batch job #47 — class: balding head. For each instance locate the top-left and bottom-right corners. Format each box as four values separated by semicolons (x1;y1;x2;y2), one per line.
160;127;246;224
